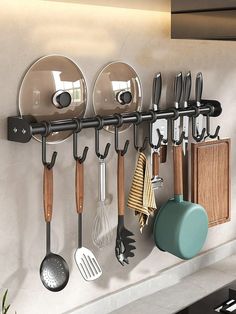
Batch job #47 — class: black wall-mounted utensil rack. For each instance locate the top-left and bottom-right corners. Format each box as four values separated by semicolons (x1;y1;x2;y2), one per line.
7;99;222;143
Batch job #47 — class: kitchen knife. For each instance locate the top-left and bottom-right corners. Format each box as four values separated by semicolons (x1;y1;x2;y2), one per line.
151;73;168;162
173;72;183;143
182;71;191;155
182;72;191;200
195;72;204;138
152;72;162;112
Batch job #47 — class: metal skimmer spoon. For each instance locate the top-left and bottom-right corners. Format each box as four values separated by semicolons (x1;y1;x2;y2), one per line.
40;166;69;292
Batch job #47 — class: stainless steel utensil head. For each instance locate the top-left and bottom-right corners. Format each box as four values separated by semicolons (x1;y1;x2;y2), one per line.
92;158;113;248
74;247;102;281
40;253;69;292
152;176;164;189
92;201;114;248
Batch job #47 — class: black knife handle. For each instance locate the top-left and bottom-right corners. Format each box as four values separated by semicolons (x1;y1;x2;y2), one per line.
174;72;183;105
195;72;203;103
183;71;192;103
152;73;162;109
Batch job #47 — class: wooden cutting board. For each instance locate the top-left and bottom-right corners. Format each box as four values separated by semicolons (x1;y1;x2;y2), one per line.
191;139;231;227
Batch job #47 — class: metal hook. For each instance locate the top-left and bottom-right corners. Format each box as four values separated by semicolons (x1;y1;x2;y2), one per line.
149;110;163;149
191;106;206;142
113;113;129;155
72;118;89;163
204;105;220;140
169;108;186;145
95;115;111;159
133;112;149;152
41;121;57;169
162;135;168;145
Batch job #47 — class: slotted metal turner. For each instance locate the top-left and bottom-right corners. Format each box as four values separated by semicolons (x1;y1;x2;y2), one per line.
74;160;102;281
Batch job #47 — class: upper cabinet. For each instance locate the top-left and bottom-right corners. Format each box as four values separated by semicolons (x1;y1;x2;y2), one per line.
171;0;236;40
48;0;170;12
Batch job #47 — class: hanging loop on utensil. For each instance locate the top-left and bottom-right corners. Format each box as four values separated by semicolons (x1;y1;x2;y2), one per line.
191;106;206;142
170;107;180;120
149;110;163;150
203;104;220;140
133;112;149;152
169;108;186;145
41;121;57;169
114;113;129;156
149;109;157;123
95;115;111;159
72;118;89;163
191;105;201;118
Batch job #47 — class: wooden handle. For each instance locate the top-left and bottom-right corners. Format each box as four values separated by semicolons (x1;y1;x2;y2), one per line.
160;145;167;163
117;151;125;216
76;161;84;214
152;152;160;177
43;166;53;223
173;145;183;196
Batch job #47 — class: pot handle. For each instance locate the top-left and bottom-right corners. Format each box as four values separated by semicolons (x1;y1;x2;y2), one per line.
173;145;183;197
43;166;53;223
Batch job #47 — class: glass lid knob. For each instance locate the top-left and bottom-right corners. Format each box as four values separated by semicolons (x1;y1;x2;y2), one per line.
116;91;133;105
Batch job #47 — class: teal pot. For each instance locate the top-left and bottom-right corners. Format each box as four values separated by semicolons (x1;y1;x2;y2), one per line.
153;145;208;260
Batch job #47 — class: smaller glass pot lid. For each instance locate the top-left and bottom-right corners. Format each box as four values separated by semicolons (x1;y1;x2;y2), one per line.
93;61;142;132
19;55;87;143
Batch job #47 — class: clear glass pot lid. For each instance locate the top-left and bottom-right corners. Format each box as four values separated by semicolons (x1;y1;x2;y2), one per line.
19;55;87;143
93;61;142;132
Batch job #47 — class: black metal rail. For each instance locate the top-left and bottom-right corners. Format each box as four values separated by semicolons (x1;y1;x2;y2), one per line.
7;99;222;143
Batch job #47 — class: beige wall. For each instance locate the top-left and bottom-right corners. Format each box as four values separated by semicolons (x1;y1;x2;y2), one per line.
0;1;236;313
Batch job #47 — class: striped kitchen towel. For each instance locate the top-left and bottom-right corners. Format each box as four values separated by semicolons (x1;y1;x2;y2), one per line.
127;152;157;232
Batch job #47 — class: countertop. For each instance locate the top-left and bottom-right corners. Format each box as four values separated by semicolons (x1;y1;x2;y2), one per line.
111;254;236;314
